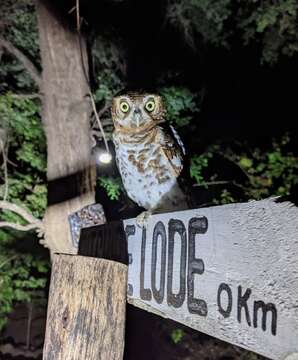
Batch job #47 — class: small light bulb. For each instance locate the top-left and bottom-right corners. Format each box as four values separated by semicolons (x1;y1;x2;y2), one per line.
98;152;112;164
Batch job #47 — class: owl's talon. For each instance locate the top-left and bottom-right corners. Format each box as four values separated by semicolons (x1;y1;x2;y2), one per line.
136;211;152;228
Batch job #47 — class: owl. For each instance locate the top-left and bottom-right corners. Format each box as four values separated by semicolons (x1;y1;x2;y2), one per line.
111;92;188;225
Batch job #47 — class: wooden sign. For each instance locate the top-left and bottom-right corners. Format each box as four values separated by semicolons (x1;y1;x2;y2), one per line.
123;199;298;360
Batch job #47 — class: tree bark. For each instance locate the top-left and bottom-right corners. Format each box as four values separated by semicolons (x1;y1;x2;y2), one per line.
43;254;127;360
36;1;97;254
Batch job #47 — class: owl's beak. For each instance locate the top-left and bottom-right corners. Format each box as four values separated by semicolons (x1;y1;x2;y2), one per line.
132;108;143;128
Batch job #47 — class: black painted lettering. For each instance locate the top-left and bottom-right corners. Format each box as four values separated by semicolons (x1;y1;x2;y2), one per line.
167;219;186;308
187;217;208;316
217;283;233;318
125;225;135;296
140;227;152;301
151;221;166;304
253;300;277;336
237;286;252;326
128;254;133;265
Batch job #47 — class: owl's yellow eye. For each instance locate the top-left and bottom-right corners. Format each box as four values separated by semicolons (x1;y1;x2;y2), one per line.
145;100;155;112
120;101;130;113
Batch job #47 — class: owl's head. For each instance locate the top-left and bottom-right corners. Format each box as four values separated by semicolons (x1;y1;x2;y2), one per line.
111;92;166;134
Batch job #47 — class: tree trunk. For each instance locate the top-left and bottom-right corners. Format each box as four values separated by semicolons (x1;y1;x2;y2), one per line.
43;254;127;360
36;1;96;254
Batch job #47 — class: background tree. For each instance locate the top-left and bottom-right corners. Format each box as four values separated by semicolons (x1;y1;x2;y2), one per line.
36;0;96;254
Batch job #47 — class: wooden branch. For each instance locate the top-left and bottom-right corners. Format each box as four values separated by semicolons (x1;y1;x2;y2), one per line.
193;180;249;191
0;221;42;232
0;36;42;88
0;139;8;200
43;254;127;359
98;102;111;118
90;103;113;143
0;200;41;224
91;103;111;128
0;255;17;269
26;303;33;350
0;201;44;233
89;93;110;153
11;93;42;100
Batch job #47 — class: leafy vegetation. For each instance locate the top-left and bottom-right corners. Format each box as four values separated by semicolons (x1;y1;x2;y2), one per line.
98;176;122;201
190;152;213;185
167;0;232;47
0;0;39;92
0;94;48;331
189;134;298;205
159;86;200;128
171;328;185;344
92;36;125;106
0;251;49;331
0;93;46;210
167;0;298;64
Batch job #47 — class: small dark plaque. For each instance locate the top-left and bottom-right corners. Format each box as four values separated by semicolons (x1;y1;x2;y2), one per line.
78;221;128;265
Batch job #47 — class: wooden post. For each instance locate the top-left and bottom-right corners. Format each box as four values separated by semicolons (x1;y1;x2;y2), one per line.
43;254;127;360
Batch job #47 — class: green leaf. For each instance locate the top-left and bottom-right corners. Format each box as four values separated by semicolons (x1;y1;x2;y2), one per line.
239;157;253;169
171;328;184;344
98;176;123;200
159;86;200;128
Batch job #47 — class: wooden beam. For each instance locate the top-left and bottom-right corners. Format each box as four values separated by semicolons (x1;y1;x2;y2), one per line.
43;254;127;360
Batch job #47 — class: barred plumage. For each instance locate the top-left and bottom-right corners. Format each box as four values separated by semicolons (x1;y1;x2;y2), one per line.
111;92;188;217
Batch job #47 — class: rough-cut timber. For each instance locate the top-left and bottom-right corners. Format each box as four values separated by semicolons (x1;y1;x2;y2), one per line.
43;254;127;360
36;1;98;254
124;198;298;360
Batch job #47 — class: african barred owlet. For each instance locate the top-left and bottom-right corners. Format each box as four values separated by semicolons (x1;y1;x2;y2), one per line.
111;92;188;224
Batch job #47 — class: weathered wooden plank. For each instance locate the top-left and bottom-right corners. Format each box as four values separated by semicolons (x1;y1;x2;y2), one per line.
43;254;127;360
124;199;298;360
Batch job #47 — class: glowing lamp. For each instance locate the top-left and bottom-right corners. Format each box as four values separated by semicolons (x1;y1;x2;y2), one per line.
98;152;112;164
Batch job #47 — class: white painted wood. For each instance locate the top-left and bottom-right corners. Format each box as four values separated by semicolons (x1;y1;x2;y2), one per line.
123;199;298;360
284;354;298;360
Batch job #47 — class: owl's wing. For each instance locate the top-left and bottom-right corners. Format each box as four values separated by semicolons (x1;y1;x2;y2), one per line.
169;125;186;155
160;126;185;178
160;125;202;209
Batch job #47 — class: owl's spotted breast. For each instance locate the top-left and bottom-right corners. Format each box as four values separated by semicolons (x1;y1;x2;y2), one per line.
113;126;187;211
